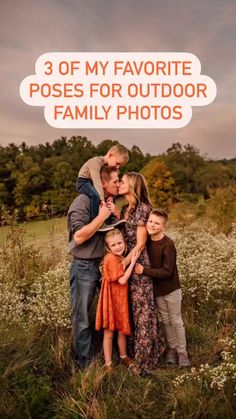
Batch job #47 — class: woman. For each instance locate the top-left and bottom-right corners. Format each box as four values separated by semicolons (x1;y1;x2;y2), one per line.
119;172;165;375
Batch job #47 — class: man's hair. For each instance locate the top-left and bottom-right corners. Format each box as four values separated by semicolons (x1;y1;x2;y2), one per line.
150;208;168;223
109;144;129;162
100;165;118;181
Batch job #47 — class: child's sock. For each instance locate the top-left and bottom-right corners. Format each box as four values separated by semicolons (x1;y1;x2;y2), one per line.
105;361;112;366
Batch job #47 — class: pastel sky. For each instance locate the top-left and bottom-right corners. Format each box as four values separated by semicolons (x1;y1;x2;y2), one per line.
1;0;235;158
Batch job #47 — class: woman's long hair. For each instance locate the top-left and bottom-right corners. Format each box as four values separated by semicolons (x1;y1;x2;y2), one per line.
125;172;151;210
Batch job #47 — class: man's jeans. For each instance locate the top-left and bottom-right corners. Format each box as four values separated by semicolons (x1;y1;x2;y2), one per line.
70;257;101;367
156;289;188;356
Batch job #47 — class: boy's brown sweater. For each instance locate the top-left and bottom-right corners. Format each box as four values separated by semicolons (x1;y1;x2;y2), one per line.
143;235;181;297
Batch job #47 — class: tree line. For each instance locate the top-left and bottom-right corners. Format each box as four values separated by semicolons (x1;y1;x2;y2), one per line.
0;136;235;221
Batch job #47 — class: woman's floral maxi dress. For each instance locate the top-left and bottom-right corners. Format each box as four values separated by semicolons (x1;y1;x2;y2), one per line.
121;202;165;374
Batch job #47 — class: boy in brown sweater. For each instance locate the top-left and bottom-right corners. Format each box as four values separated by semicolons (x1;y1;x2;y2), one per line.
134;209;190;367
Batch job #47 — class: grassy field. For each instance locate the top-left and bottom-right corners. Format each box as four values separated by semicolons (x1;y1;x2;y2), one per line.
0;216;67;245
0;217;235;418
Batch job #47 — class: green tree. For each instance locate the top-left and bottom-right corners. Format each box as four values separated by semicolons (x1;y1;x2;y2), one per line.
163;143;205;197
52;161;75;191
206;186;236;234
195;161;232;197
0;138;235;221
142;158;175;209
126;145;151;174
8;155;45;217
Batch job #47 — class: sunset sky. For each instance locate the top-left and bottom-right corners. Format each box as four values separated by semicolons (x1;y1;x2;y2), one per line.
1;0;235;158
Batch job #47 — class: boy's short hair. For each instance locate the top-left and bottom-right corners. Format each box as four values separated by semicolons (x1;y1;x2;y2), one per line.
109;144;129;162
150;208;168;223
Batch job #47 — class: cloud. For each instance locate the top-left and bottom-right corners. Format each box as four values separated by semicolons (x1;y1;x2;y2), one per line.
0;0;235;157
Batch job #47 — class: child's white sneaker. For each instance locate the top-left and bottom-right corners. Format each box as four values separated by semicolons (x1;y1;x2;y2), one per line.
178;352;190;367
98;219;126;232
166;348;177;364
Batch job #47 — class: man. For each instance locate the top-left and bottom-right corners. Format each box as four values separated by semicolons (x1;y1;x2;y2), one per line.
67;166;120;368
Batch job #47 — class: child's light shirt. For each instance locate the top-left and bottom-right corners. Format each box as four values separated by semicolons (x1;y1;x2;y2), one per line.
78;156;105;200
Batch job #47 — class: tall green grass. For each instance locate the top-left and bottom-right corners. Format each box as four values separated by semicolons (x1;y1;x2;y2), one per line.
0;216;235;418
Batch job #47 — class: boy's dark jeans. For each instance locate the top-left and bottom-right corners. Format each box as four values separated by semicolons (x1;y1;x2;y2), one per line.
76;177;100;219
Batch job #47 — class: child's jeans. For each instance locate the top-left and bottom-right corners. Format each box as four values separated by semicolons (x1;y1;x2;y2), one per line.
76;177;100;219
156;289;188;356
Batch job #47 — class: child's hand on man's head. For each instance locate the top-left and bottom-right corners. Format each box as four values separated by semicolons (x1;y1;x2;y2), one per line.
134;263;144;275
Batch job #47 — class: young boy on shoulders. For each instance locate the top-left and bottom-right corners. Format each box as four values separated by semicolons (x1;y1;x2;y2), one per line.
134;208;190;367
76;144;129;232
76;144;128;220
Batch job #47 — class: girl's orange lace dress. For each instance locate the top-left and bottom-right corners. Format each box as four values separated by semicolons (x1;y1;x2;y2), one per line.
95;253;131;335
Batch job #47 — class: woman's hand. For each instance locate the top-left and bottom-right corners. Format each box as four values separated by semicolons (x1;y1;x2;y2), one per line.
131;248;140;265
125;246;140;266
134;263;144;275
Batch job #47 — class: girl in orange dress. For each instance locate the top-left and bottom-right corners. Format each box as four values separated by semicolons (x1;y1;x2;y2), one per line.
95;229;139;369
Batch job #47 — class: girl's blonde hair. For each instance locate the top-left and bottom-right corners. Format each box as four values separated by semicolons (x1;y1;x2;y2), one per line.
104;228;126;254
125;172;151;210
